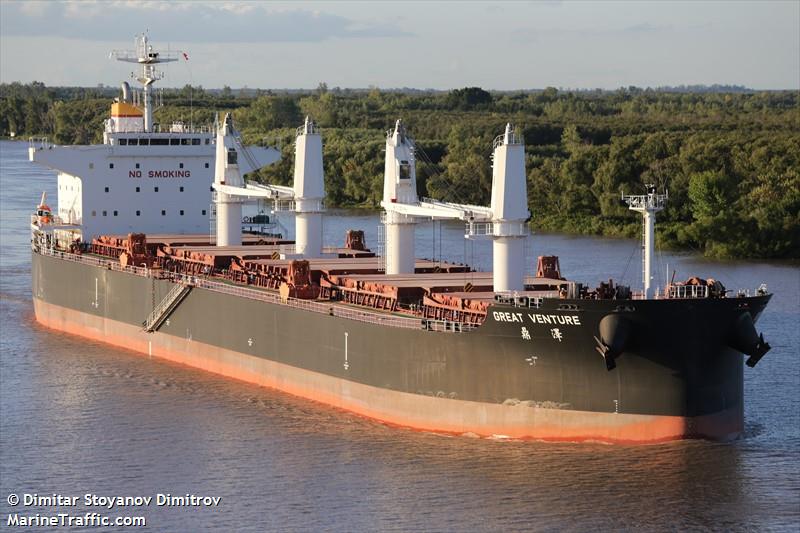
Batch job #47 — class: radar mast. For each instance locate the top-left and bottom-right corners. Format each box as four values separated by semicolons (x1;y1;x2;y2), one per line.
622;185;668;299
110;34;181;132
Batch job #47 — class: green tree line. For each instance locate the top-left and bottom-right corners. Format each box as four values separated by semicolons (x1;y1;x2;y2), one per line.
2;82;797;258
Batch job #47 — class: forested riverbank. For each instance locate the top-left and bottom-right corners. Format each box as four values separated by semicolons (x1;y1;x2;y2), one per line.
2;82;797;259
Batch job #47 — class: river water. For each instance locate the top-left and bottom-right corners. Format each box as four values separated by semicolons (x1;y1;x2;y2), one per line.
1;140;798;531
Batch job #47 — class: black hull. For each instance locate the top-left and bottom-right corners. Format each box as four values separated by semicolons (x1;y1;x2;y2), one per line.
31;250;771;442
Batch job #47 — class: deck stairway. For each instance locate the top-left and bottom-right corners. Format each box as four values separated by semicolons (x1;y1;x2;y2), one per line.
143;282;192;332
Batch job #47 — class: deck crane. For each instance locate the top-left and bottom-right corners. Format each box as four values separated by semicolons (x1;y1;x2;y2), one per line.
213;115;325;257
380;121;530;292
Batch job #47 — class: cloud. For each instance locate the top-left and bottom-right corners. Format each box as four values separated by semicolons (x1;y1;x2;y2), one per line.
1;1;411;42
18;1;52;17
509;28;539;43
622;23;670;33
509;21;671;42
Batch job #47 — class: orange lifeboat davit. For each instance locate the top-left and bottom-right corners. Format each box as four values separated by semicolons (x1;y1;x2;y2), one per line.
35;191;53;225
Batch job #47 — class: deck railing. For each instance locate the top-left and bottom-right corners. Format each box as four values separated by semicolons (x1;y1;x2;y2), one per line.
667;284;709;299
36;248;475;333
28;137;52;150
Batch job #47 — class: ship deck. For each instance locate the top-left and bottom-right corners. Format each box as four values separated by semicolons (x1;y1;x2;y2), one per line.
76;231;586;328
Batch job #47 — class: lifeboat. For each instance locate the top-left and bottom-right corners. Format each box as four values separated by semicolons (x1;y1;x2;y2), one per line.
34;191;53;225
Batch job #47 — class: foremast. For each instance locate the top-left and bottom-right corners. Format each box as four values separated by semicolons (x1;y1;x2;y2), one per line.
622;185;667;299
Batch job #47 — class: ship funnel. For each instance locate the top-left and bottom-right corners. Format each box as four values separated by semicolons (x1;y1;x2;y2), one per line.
293;116;325;258
382;118;418;274
490;123;529;292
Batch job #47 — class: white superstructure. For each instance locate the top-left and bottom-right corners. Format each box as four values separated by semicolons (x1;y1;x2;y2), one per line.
28;35;280;242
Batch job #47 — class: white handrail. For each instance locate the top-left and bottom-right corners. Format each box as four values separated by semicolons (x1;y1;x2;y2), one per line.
667;284;709;299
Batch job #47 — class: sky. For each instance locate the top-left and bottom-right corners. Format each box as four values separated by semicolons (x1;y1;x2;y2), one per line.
1;0;798;90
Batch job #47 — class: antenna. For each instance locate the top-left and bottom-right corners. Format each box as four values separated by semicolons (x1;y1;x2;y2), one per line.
110;33;181;132
622;184;668;299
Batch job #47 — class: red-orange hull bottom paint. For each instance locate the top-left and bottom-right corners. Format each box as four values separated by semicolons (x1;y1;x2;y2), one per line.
33;298;743;444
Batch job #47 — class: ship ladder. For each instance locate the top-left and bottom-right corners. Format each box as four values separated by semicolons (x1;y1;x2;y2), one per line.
142;282;192;333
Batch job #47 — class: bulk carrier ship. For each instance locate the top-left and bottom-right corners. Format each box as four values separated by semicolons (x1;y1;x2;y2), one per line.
29;36;773;443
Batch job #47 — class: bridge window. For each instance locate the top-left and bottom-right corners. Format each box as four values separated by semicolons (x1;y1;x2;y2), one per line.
139;138;149;146
128;139;138;146
170;138;179;146
150;138;168;146
205;139;210;145
192;138;200;145
181;138;190;146
118;138;128;146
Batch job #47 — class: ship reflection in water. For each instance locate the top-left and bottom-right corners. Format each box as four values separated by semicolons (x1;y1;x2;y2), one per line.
2;140;798;530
